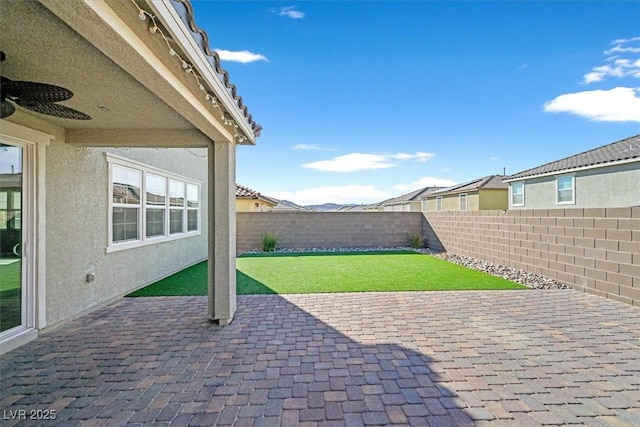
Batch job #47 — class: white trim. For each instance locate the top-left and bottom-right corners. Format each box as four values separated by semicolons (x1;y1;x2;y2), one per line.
503;157;640;182
459;193;468;211
0;121;53;350
106;155;201;253
147;1;256;143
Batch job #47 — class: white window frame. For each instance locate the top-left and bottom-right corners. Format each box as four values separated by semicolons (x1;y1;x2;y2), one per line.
511;181;525;207
436;197;442;212
459;193;467;211
107;154;201;253
555;174;575;205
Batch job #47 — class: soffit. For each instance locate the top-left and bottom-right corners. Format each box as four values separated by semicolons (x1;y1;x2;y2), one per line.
0;0;242;145
0;1;192;131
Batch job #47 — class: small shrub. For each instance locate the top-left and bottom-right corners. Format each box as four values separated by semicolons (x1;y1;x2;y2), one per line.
261;233;278;252
408;233;424;249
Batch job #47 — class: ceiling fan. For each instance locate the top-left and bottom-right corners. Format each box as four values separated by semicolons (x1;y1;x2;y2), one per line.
1;52;91;120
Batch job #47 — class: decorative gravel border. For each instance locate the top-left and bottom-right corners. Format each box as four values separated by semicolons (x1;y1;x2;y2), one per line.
241;246;570;290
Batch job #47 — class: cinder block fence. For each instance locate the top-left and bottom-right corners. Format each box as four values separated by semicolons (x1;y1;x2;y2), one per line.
423;208;639;306
236;209;640;306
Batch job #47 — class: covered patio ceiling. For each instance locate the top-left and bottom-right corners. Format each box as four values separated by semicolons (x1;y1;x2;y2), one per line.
0;0;257;147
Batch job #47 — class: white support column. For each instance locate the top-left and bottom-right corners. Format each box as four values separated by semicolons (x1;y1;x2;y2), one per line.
207;140;237;325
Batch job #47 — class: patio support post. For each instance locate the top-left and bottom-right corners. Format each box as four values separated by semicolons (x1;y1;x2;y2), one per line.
207;140;237;325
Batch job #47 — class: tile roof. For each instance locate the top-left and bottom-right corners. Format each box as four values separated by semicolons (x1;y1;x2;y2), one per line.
425;175;507;197
381;186;446;205
170;0;262;137
235;184;278;205
505;134;640;181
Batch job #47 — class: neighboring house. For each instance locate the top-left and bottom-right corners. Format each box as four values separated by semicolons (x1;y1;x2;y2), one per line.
423;175;508;212
0;0;260;353
504;135;640;209
273;199;318;212
236;184;278;212
379;186;446;212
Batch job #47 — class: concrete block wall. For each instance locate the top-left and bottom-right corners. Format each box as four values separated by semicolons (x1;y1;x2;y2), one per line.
236;212;423;253
423;208;640;306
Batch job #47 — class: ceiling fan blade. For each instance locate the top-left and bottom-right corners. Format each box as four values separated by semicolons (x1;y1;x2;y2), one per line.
2;80;73;103
1;99;16;118
16;101;91;120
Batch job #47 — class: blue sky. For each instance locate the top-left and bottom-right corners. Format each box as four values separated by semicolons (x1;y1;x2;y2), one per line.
192;1;640;205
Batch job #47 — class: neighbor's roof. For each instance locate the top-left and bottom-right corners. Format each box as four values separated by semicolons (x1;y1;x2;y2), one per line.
235;184;278;205
504;134;640;181
172;0;261;138
425;175;508;197
381;186;446;206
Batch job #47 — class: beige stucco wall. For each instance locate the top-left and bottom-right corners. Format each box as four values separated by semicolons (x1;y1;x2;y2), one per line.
45;139;208;326
236;198;274;212
425;190;507;211
478;189;508;210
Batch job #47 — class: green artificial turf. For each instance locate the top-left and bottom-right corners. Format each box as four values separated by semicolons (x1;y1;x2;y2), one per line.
127;251;526;297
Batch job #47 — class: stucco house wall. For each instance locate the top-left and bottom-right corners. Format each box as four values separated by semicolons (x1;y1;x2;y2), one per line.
383;201;421;212
236;198;275;212
478;189;508;210
509;162;640;209
45;135;208;326
426;193;479;211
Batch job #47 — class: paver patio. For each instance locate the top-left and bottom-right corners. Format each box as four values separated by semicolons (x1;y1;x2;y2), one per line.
1;290;639;426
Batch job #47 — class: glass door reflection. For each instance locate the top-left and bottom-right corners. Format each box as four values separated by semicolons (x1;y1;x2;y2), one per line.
0;144;23;333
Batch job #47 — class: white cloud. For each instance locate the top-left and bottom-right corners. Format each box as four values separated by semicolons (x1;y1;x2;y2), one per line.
393;177;457;192
544;87;640;122
215;49;268;64
280;6;305;19
583;36;640;84
270;185;390;205
302;152;435;172
291;144;335;151
489;156;501;161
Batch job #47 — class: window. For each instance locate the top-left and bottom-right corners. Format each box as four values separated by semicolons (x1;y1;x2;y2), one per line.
436;197;442;212
556;175;575;204
112;165;141;242
145;174;166;238
187;184;199;231
169;180;185;234
511;181;524;206
108;155;201;251
459;194;467;211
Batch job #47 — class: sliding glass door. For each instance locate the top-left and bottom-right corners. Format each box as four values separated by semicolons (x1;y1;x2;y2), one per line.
0;143;24;334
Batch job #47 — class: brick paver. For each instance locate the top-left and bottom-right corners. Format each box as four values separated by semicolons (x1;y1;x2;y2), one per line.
1;290;639;426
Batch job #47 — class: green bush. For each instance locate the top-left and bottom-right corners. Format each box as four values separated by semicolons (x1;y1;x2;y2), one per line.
260;233;278;252
408;233;424;249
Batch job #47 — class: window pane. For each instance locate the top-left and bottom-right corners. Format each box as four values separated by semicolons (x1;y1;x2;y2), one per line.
460;195;467;210
187;210;198;231
113;207;139;242
557;177;572;191
187;184;198;208
512;183;524;205
170;209;183;233
146;174;166;206
113;166;141;205
146;208;165;237
558;189;573;203
169;180;185;207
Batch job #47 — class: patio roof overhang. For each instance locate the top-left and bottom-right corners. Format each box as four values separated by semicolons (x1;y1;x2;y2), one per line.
0;0;259;147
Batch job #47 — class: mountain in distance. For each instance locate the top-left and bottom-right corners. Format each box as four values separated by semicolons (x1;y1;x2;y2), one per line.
304;203;358;212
